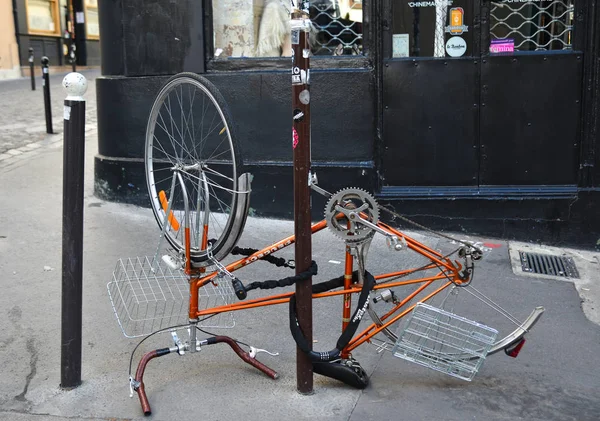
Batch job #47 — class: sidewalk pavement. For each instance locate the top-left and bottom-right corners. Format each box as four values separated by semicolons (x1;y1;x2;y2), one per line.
0;83;599;420
0;69;99;156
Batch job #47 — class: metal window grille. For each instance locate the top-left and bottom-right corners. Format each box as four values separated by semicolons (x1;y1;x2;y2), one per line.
310;0;363;55
490;1;575;51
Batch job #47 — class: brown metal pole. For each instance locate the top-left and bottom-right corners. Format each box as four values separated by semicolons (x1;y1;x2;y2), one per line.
291;4;313;395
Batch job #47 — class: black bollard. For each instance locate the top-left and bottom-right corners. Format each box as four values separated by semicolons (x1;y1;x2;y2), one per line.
28;48;35;91
60;72;87;389
70;43;77;72
41;56;53;134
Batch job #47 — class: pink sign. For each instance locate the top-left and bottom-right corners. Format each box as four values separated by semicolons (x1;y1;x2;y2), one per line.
292;127;299;149
490;39;514;54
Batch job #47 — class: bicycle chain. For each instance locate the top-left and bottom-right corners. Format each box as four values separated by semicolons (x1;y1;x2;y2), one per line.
312;181;482;254
378;204;483;254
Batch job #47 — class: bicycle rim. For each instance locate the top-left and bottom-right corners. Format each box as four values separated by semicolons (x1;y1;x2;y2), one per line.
366;238;543;359
145;73;245;265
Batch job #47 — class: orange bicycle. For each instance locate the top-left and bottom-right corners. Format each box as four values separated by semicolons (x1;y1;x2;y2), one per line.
107;69;544;415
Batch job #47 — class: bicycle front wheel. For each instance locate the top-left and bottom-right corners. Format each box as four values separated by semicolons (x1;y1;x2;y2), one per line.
145;72;248;265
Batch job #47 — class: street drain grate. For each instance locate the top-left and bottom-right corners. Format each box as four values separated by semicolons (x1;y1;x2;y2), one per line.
519;251;580;278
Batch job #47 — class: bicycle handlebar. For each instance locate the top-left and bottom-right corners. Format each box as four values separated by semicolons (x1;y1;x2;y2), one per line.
207;336;279;379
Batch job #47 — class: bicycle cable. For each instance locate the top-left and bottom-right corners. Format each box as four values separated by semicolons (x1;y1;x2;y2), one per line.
128;313;251;376
379;205;484;254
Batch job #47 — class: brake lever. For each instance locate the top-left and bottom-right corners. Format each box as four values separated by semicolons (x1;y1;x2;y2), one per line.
249;346;280;359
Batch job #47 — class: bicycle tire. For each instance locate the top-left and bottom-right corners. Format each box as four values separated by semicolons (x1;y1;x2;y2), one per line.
145;72;248;265
365;235;544;361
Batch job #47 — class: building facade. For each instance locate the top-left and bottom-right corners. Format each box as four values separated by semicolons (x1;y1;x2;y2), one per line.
95;0;600;247
11;0;100;69
1;1;21;79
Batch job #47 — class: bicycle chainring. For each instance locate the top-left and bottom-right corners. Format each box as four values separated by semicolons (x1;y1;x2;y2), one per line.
324;187;380;244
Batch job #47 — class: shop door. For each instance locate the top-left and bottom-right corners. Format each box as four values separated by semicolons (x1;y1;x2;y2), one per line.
380;0;583;196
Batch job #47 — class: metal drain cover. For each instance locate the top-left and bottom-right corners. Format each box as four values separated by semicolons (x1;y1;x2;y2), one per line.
519;251;580;278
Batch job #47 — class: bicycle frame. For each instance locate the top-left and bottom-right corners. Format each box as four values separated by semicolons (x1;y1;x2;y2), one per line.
185;217;465;358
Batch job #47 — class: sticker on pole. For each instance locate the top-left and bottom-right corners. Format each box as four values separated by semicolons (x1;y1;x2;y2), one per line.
299;89;310;105
446;36;467;57
293;127;299;149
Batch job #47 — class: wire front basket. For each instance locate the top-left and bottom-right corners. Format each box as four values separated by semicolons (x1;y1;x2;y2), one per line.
392;303;498;381
107;256;236;338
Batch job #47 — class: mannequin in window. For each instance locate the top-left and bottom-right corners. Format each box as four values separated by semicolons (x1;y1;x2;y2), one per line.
256;0;293;57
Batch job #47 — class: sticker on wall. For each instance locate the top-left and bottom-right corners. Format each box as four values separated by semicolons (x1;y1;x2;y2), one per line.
490;39;515;54
293;127;299;149
445;36;467;57
392;34;410;58
445;7;468;35
299;89;310;105
291;30;300;45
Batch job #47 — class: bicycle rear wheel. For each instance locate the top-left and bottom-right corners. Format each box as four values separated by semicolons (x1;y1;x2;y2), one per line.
366;234;544;360
145;72;249;266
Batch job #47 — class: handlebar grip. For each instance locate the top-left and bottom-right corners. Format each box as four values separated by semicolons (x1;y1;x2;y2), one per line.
136;382;152;416
134;348;171;416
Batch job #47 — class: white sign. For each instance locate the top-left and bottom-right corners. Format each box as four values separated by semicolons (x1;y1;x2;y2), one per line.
76;12;85;24
392;34;410;58
445;36;467;57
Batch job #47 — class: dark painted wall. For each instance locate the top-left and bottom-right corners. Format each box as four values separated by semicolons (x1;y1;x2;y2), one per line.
18;36;100;67
99;0;205;76
95;69;377;217
94;0;600;249
21;36;62;66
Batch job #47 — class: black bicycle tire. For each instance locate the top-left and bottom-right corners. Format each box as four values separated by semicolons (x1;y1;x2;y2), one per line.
145;72;245;264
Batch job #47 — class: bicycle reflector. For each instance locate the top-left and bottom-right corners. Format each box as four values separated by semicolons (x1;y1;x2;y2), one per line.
504;338;526;358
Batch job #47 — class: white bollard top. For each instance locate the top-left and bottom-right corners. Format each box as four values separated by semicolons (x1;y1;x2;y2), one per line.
62;72;88;101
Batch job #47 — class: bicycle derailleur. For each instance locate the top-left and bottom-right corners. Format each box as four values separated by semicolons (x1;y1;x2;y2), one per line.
456;245;483;284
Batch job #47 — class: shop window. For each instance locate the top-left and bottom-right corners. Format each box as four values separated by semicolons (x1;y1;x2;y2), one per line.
211;0;364;58
85;0;99;39
26;0;60;35
392;1;475;58
490;0;575;52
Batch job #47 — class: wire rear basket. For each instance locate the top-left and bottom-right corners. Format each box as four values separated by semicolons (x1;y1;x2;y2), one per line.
107;256;236;338
391;303;498;381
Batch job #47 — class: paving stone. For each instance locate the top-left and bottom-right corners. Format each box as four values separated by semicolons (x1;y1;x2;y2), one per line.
0;70;99;156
